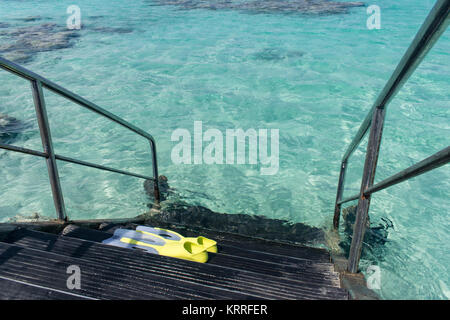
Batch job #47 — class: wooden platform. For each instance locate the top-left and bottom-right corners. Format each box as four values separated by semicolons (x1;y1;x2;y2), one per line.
0;225;349;300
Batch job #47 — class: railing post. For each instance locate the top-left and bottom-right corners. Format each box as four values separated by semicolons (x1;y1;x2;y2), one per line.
31;80;67;220
149;140;160;203
347;106;386;273
333;160;347;229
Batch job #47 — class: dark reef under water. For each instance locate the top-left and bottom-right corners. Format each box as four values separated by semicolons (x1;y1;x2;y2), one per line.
0;19;134;64
0;0;365;64
147;0;365;15
0;23;80;64
252;48;305;61
0;113;31;144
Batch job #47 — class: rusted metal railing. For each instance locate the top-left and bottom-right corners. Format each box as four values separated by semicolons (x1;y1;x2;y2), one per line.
333;0;449;273
0;57;161;221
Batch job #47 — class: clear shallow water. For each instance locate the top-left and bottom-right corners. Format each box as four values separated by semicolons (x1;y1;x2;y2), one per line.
0;0;449;299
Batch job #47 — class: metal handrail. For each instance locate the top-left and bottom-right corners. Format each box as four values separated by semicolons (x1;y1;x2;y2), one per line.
0;57;161;221
341;0;450;164
333;0;449;273
0;142;157;181
338;146;450;205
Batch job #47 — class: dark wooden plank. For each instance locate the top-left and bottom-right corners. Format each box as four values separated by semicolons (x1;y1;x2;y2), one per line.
60;226;340;283
102;223;332;262
5;228;348;300
0;242;258;300
0;277;91;300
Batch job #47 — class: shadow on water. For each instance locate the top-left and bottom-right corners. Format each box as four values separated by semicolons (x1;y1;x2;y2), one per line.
143;176;327;246
143;177;393;254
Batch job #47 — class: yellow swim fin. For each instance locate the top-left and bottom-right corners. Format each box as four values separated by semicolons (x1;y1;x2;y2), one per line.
109;228;209;263
136;226;218;253
120;237;209;263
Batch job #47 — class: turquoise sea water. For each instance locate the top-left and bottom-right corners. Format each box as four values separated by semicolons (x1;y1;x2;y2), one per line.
0;0;449;299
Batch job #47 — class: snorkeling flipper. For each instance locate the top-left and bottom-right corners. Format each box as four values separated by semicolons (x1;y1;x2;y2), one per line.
136;225;218;253
102;228;209;263
102;236;159;254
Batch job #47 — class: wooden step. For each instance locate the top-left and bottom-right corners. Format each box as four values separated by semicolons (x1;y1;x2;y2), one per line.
0;276;92;300
62;225;341;283
2;228;348;300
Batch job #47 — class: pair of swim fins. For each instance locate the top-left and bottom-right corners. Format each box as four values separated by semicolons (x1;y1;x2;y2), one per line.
102;226;217;263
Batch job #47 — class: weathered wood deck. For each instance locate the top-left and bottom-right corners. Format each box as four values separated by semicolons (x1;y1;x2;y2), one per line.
0;223;351;300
